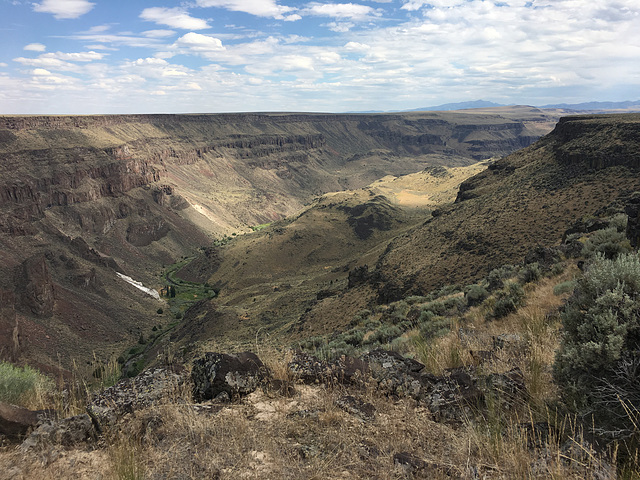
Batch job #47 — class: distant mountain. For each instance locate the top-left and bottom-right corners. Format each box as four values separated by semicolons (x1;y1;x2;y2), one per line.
541;100;640;111
409;100;506;112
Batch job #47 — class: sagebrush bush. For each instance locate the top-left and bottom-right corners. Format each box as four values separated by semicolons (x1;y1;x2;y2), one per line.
521;262;541;284
583;227;632;259
0;361;52;406
554;253;640;435
486;265;515;292
466;284;489;306
492;282;525;319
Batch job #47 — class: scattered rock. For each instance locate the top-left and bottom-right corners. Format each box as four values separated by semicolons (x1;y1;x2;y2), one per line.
393;451;455;477
0;402;55;439
335;395;375;421
191;352;268;402
422;368;484;423
492;333;522;351
484;367;528;409
288;352;369;386
90;365;186;427
361;349;425;399
20;414;95;451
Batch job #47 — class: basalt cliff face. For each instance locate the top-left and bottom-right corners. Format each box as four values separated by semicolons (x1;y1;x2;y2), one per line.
0;108;557;371
168;113;640;344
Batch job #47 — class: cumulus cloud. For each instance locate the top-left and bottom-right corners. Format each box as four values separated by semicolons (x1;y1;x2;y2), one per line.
140;7;210;30
13;51;104;71
32;68;52;75
305;3;382;20
325;21;355;32
195;0;297;20
24;43;46;52
33;0;95;19
142;30;177;38
174;32;225;51
401;0;463;10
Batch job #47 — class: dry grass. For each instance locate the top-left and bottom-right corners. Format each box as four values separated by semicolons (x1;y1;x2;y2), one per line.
0;266;627;479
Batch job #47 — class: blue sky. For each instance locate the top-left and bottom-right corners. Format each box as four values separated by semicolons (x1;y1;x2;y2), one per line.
0;0;638;114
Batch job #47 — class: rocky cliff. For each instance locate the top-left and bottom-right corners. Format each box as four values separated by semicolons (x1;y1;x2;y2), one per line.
0;108;558;371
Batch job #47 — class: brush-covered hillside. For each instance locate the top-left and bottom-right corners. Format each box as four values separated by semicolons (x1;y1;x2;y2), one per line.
3;112;640;479
0;108;557;374
168;113;640;349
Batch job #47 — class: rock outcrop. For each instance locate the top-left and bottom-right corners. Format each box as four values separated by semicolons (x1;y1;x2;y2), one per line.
191;352;268;402
14;254;55;317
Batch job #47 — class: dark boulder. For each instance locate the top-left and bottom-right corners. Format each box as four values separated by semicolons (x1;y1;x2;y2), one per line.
191;352;268;402
20;414;96;450
0;402;55;439
288;352;369;386
361;349;425;399
89;365;186;427
335;395;375;421
421;368;484;423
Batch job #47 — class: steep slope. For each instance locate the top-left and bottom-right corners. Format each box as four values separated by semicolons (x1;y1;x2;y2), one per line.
368;114;640;300
0;108;557;371
170;113;640;345
171;162;488;346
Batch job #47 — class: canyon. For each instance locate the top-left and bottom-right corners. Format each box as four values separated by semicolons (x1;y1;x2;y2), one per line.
0;106;568;373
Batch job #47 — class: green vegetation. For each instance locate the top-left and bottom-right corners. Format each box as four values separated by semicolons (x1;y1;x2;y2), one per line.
0;361;53;406
250;223;271;232
554;252;640;437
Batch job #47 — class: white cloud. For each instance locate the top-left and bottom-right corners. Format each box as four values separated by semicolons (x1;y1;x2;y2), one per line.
85;44;118;51
325;21;355;32
142;29;177;38
13;51;104;73
24;43;46;52
195;0;295;19
305;3;382;20
33;0;95;19
186;82;202;90
52;51;104;61
344;41;370;51
174;32;225;51
140;7;210;30
32;68;52;75
0;63;8;67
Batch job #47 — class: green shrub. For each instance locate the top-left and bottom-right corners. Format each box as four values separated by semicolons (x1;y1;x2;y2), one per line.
583;227;632;260
419;316;451;339
554;253;640;434
465;284;489;307
365;325;402;345
553;280;576;296
492;282;525;319
486;265;515;292
0;362;51;405
521;262;541;284
343;329;365;346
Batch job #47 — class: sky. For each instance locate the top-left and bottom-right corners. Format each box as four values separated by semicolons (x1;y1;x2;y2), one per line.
0;0;638;114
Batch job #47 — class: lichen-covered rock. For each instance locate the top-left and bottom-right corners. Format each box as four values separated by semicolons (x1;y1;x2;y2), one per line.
361;349;425;399
192;352;268;402
422;368;484;423
288;352;369;386
20;414;95;451
89;365;186;427
484;367;528;409
335;395;375;421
